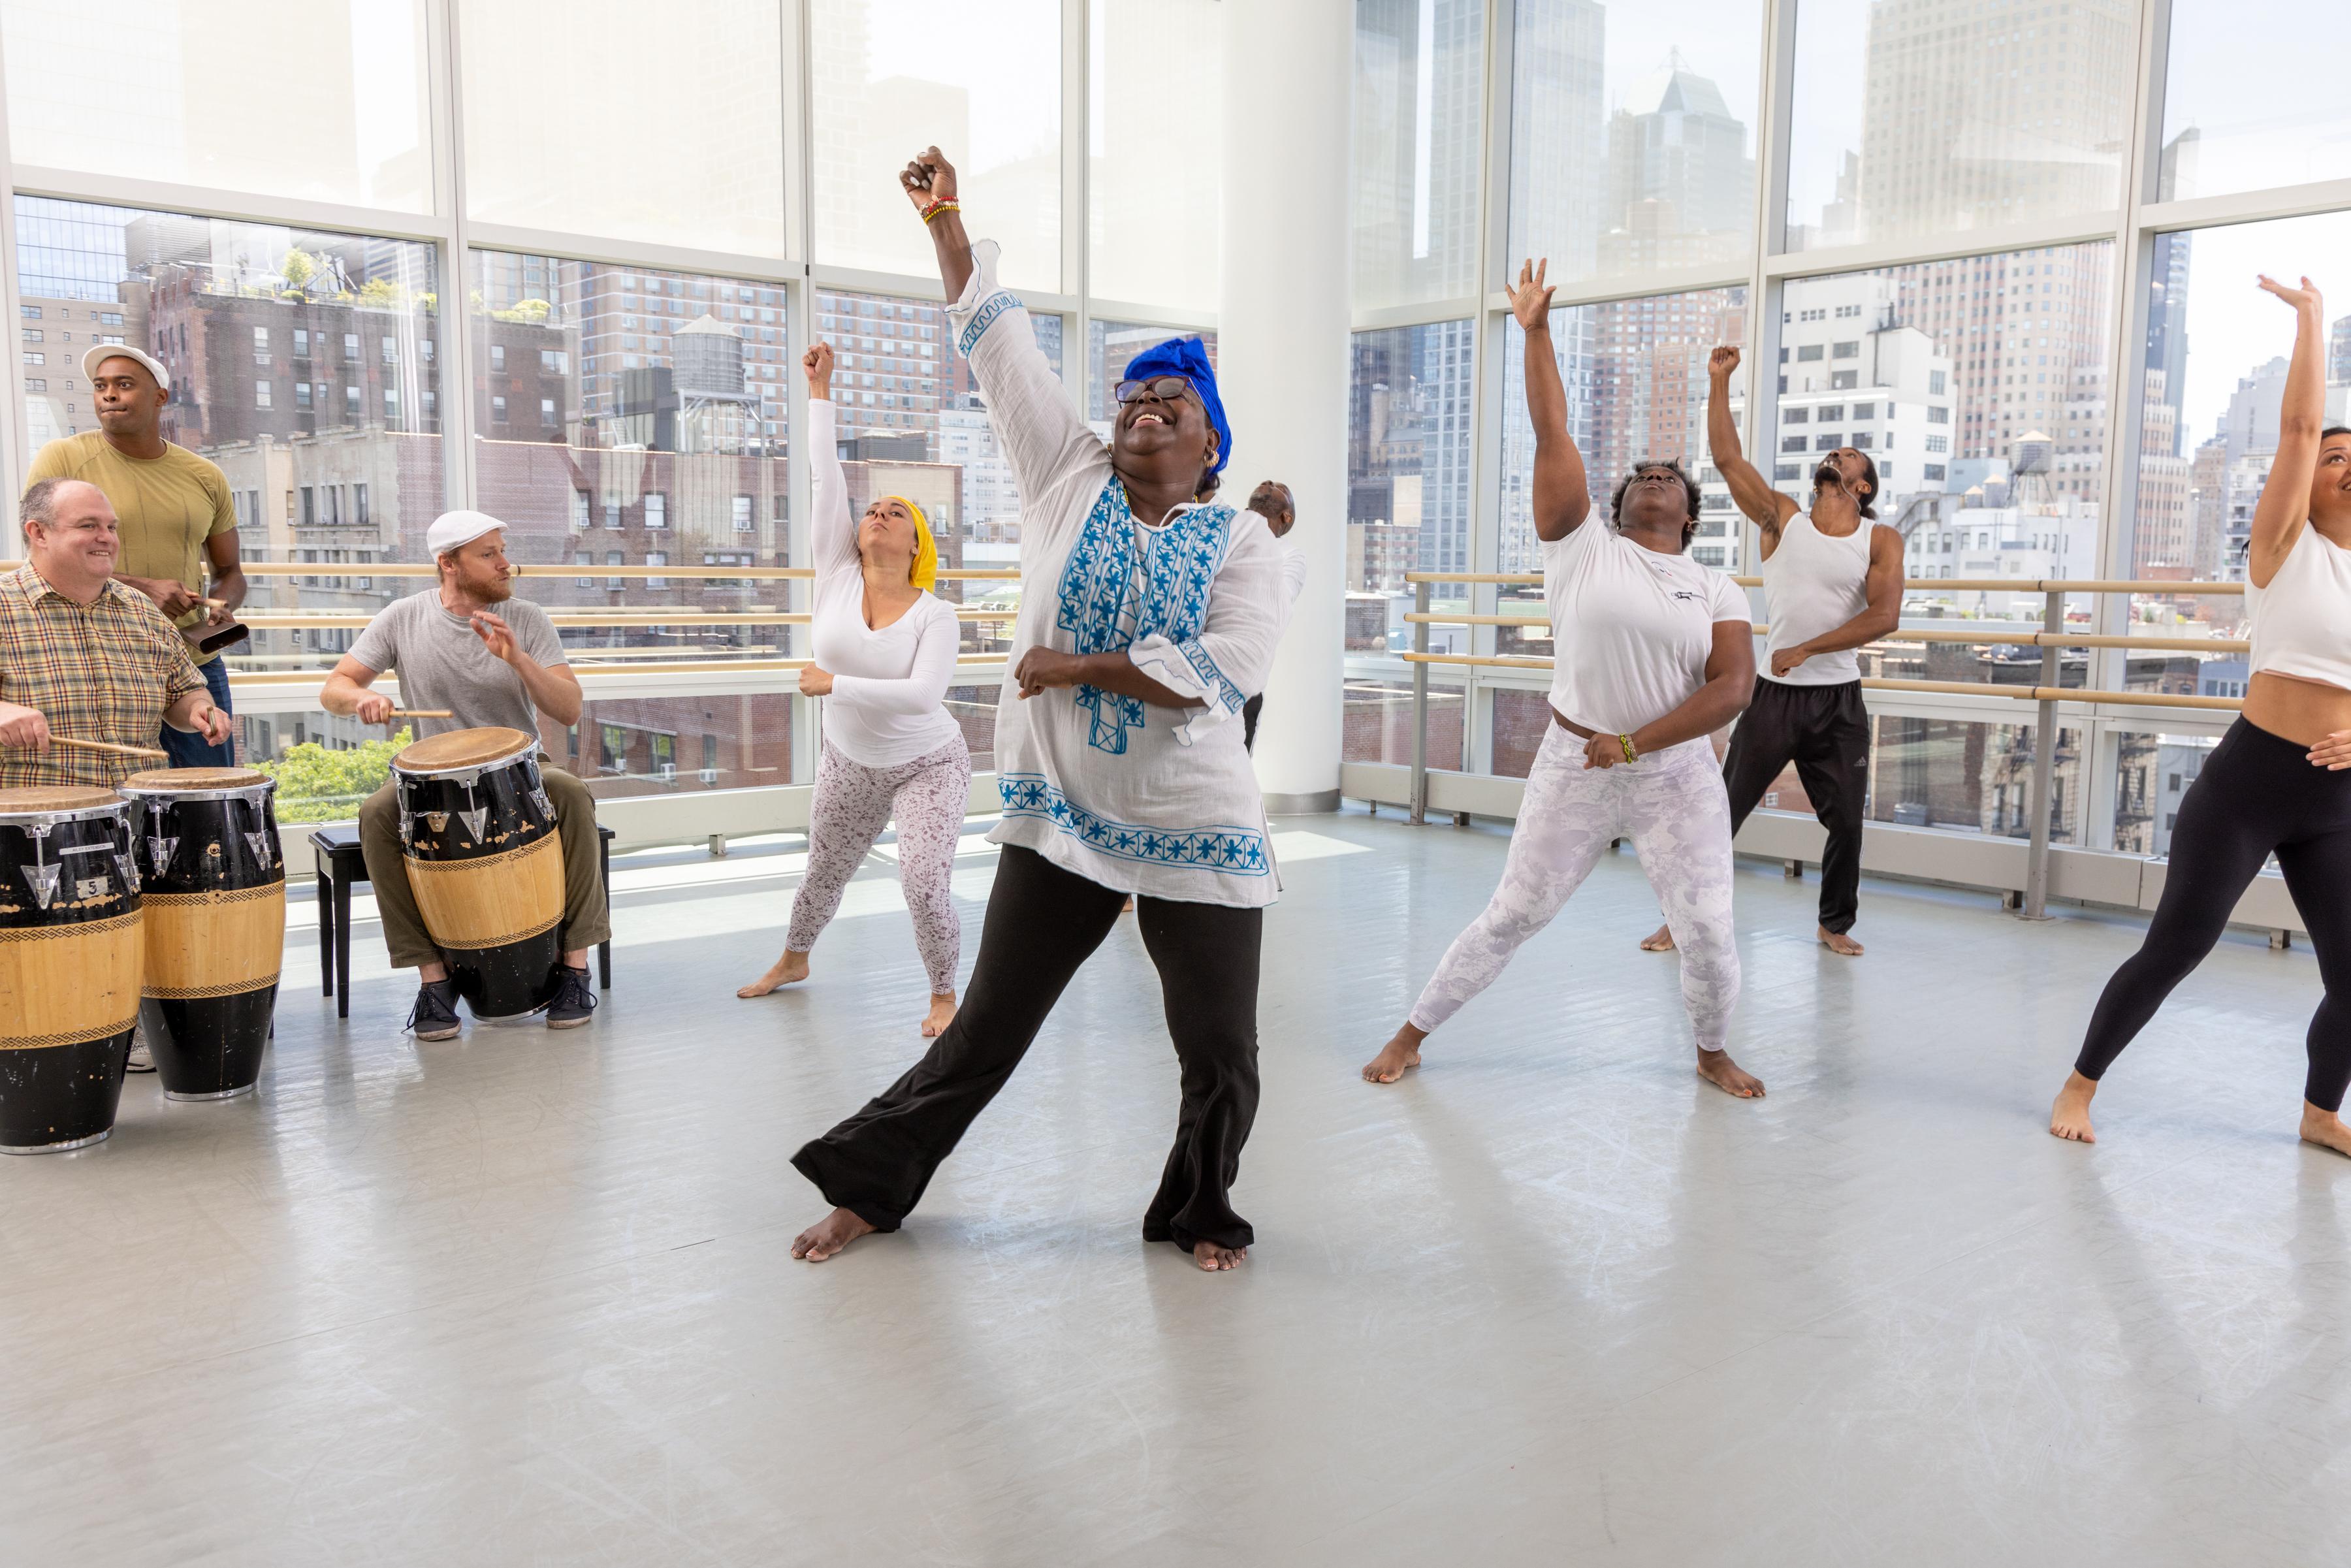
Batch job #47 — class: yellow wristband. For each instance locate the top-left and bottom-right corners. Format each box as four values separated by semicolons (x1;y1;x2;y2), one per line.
1619;733;1638;763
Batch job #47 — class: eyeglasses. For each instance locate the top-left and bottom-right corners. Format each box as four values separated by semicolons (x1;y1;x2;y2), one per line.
1114;375;1194;406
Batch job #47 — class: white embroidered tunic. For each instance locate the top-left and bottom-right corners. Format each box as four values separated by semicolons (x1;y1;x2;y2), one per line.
951;242;1291;906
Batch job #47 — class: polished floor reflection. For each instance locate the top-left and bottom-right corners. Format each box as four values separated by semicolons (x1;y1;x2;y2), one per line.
5;810;2347;1565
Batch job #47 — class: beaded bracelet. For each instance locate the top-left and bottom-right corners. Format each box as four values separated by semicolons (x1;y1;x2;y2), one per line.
1618;733;1638;763
920;199;960;225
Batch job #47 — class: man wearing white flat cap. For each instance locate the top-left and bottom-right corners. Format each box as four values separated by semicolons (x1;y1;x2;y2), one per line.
321;510;607;1039
25;342;247;767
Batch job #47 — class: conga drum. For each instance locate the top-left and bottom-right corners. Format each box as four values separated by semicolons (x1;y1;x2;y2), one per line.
391;727;566;1020
118;768;285;1100
0;788;142;1153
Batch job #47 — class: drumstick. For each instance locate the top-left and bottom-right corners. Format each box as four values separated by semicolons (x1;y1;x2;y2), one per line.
24;735;171;760
389;709;453;719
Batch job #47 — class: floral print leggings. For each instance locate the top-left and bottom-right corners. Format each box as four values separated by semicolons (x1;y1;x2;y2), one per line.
1408;724;1742;1051
788;734;974;995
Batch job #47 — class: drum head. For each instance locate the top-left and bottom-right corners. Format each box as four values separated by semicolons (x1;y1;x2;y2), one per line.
120;768;272;795
0;786;125;824
394;727;536;775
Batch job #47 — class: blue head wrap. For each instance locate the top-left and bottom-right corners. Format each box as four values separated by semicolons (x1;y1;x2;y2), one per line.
1121;334;1230;473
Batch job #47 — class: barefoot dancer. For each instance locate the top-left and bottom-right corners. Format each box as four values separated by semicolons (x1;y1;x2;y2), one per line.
790;149;1291;1270
1640;347;1900;958
738;343;971;1037
1363;261;1762;1097
2053;275;2351;1155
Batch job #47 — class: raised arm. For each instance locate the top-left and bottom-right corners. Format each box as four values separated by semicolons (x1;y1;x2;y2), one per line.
903;144;1100;518
1511;261;1591;542
2248;275;2327;589
1769;524;1904;678
803;344;858;581
1706;345;1798;534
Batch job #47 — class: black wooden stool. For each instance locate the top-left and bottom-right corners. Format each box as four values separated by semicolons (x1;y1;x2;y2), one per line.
312;822;615;1017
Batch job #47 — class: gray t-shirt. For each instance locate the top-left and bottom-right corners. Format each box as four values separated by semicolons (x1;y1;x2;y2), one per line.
347;590;568;740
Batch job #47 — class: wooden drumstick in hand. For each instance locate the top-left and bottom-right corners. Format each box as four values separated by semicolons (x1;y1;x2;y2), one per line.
31;735;170;761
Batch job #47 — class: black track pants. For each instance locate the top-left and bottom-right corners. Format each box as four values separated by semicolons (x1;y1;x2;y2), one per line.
1719;677;1871;935
2075;718;2351;1111
792;844;1263;1251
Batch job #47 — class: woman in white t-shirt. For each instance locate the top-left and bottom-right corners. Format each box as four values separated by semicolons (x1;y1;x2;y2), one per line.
737;342;971;1038
1362;259;1766;1098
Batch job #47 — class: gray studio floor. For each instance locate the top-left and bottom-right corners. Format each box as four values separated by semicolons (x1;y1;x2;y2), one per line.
6;808;2350;1565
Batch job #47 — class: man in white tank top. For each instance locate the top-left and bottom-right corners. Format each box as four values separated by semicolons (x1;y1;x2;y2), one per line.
1644;347;1902;957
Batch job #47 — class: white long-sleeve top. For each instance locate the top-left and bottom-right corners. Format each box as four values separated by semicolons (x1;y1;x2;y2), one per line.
807;398;965;768
950;241;1294;906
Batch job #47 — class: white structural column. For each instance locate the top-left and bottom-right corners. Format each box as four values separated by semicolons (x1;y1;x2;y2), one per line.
1221;0;1351;813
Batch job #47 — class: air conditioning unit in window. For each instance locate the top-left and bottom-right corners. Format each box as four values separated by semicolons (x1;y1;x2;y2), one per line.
659;763;677;782
699;767;719;784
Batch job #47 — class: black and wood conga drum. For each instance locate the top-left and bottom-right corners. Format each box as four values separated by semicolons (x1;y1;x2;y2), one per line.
119;769;285;1101
391;727;566;1021
0;788;142;1153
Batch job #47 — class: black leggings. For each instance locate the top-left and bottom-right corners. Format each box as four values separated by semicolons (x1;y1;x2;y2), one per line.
792;844;1264;1251
2075;718;2351;1110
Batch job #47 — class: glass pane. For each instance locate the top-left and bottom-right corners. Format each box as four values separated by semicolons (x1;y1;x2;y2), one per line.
1506;0;1761;291
1857;714;2079;844
458;0;786;255
2127;213;2351;658
1785;0;2135;253
2160;3;2351;200
1772;243;2113;620
1353;0;1484;310
13;198;446;750
1346;321;1475;766
470;251;795;695
1498;287;1750;588
2111;728;2222;856
0;0;430;212
1087;320;1217;427
1089;0;1221;315
808;0;1063;292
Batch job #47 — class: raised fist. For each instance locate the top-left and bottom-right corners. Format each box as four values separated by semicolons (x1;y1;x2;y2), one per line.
900;146;958;210
1709;345;1741;379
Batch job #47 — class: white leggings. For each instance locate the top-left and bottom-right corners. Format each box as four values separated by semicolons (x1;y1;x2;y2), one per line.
1409;724;1741;1051
787;735;973;995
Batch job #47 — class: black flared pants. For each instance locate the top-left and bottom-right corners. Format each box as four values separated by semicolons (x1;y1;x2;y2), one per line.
792;844;1264;1251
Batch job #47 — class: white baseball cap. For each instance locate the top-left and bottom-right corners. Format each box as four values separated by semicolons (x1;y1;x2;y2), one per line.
82;342;171;394
425;509;507;556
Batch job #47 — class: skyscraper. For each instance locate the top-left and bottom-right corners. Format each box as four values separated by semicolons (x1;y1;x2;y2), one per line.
1598;56;1755;274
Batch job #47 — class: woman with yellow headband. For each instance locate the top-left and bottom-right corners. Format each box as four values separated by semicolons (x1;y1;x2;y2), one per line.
737;340;970;1038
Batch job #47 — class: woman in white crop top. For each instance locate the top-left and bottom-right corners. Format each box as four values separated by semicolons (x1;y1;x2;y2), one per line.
1362;259;1765;1100
2054;274;2351;1158
737;342;972;1038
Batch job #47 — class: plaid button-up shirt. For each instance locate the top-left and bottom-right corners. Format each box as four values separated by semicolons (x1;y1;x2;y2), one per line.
0;563;204;788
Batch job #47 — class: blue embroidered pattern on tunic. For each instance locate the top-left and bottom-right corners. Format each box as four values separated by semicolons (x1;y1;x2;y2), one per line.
998;774;1270;875
957;291;1019;358
1052;478;1235;753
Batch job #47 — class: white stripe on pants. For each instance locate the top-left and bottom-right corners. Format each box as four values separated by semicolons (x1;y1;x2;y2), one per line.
1407;725;1740;1051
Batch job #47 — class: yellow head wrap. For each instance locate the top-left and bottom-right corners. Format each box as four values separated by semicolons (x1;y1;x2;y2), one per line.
883;494;938;591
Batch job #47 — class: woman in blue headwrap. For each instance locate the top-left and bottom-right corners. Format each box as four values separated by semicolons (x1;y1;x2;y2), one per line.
790;146;1294;1272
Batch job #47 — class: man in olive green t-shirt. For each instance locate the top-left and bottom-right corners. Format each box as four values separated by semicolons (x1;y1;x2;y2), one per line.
26;344;246;767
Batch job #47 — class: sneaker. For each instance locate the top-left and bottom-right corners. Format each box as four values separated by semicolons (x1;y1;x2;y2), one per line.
406;978;463;1042
546;965;597;1031
126;1037;155;1073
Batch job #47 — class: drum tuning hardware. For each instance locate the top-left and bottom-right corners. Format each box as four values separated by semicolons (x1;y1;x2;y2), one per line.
458;808;488;842
245;831;273;868
148;836;177;871
530;787;555;822
114;853;140;893
423;810;451;835
21;861;59;911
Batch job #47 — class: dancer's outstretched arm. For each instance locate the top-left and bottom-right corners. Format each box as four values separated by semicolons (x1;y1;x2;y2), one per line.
1511;259;1591;543
2248;274;2326;589
1706;345;1798;536
803;344;859;583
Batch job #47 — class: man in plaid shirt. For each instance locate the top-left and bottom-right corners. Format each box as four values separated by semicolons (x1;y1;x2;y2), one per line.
0;478;229;790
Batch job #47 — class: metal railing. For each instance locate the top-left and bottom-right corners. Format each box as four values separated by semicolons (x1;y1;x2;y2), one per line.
1401;571;2250;919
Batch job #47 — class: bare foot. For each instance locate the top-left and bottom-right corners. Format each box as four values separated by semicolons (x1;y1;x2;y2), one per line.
1640;922;1676;952
1696;1048;1765;1098
921;993;958;1037
1818;926;1864;956
1362;1024;1426;1084
1194;1241;1247;1271
737;950;811;999
2300;1102;2351;1158
791;1206;876;1261
2049;1071;2098;1143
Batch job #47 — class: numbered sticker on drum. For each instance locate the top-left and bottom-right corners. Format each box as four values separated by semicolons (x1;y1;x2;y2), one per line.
73;874;110;900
